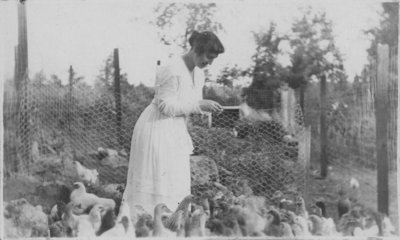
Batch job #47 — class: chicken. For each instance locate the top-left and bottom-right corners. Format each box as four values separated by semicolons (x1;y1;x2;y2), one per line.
337;212;363;236
100;199;135;238
96;207;116;236
350;177;360;189
234;179;254;197
280;222;294;237
206;217;243;237
49;220;68;237
48;201;66;225
381;215;396;236
135;212;153;237
309;214;324;235
315;198;327;218
310;204;323;217
294;195;308;219
286;210;310;236
230;204;266;236
69;182;116;214
76;217;97;237
349;177;360;202
175;195;196;236
75;204;104;237
72;161;99;185
270;190;285;208
263;208;282;237
61;202;79;237
240;195;267;214
97;147;109;159
198;195;211;217
337;188;351;218
101;183;125;199
185;206;208;237
153;203;184;237
353;224;379;236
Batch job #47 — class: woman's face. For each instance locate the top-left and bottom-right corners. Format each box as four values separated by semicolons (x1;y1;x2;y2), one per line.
194;52;218;69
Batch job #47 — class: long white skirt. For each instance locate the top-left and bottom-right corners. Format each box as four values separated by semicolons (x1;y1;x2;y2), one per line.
122;103;192;216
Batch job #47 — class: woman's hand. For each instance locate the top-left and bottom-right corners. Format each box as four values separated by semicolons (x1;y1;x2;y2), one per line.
199;100;223;113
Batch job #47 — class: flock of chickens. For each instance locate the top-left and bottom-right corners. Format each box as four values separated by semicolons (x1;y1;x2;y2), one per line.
48;173;397;238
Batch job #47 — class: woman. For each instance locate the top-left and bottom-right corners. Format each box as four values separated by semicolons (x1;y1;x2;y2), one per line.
123;31;225;215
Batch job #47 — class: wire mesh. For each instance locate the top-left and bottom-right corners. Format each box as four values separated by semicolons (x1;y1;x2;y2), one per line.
304;46;398;230
4;72;314;238
188;103;309;200
3;46;397;237
4;63;310;194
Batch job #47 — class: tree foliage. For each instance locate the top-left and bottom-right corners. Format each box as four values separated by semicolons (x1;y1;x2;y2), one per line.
289;10;345;89
216;65;249;88
243;23;288;110
153;2;223;50
94;53;133;97
365;2;398;60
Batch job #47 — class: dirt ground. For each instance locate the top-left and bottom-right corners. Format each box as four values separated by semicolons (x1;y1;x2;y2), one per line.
306;163;399;234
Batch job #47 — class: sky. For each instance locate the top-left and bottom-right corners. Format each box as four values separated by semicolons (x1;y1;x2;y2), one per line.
1;0;383;86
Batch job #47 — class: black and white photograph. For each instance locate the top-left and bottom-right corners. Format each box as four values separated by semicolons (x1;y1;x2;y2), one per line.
1;0;399;238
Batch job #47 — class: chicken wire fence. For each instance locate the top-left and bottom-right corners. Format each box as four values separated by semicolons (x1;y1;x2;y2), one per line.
4;73;310;203
188;104;309;199
304;46;398;222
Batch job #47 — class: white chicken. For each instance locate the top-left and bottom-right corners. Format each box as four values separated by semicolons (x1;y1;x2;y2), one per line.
350;177;360;189
69;182;115;214
75;204;104;237
184;206;208;237
382;215;396;236
153;203;184;237
72;161;99;185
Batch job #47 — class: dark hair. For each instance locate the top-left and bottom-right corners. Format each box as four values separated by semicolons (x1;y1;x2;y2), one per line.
188;31;224;55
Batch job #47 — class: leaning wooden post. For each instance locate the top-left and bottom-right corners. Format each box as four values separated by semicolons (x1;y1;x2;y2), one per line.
375;44;389;215
320;74;328;178
113;48;123;147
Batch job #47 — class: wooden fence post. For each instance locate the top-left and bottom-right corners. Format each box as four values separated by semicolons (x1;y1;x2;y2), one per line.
320;74;328;178
375;44;389;215
15;1;30;172
68;65;74;131
0;10;5;235
113;48;123;147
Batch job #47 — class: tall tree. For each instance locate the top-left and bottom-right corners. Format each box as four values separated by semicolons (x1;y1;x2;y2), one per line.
244;22;288;110
289;9;345;110
153;2;223;50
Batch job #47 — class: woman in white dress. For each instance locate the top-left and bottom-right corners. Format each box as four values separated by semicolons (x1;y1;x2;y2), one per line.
123;31;224;215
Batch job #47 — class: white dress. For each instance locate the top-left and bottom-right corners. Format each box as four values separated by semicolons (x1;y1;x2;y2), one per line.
123;56;204;216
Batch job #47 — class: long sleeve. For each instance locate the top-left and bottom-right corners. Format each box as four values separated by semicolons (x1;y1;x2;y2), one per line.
154;65;202;117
